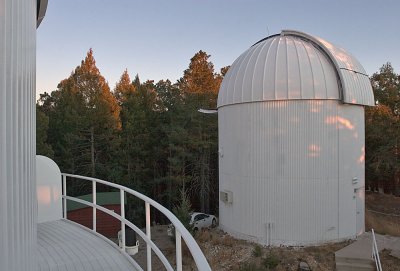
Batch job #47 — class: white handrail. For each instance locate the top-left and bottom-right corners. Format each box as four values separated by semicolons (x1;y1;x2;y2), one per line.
371;229;382;271
64;195;172;271
62;173;211;271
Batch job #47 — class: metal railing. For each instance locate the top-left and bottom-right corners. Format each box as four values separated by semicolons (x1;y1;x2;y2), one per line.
371;229;382;271
61;173;211;271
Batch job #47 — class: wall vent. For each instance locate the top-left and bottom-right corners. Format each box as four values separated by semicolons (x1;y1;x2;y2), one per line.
220;190;233;204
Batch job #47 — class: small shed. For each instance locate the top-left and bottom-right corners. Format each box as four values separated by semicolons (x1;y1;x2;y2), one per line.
218;30;374;246
67;192;122;238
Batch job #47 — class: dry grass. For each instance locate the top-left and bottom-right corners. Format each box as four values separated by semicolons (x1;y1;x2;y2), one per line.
366;192;400;214
197;228;239;247
193;228;352;271
380;249;400;271
196;229;213;243
197;229;253;270
216;234;236;247
365;192;400;236
220;241;352;271
365;209;400;236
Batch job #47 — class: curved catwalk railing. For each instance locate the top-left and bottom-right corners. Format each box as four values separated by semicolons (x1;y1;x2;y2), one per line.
62;173;211;271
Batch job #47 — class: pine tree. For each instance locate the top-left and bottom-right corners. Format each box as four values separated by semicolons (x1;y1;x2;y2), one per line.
36;104;54;158
177;50;220;213
371;63;400;115
114;69;136;104
179;50;219;95
366;63;400;194
44;49;121;180
119;78;159;191
155;80;189;209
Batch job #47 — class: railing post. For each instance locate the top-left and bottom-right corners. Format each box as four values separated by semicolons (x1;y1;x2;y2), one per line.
145;202;152;271
62;174;67;219
120;189;125;251
371;229;382;271
372;229;374;259
93;180;96;232
176;229;182;271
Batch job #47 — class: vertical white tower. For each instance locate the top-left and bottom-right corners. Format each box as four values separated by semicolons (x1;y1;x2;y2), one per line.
0;0;46;269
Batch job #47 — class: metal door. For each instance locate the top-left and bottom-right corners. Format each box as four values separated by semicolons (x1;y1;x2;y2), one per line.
355;187;365;235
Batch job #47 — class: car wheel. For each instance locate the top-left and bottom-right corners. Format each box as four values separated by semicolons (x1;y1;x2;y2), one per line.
193;227;198;234
212;218;217;228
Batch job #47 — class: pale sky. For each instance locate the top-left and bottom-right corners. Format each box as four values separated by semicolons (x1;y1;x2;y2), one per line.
37;0;400;97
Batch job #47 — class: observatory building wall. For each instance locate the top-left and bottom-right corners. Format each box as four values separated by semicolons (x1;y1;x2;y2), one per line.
218;99;365;245
217;30;373;246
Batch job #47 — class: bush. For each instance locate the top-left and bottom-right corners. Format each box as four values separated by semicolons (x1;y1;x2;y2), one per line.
252;244;263;257
262;253;279;270
172;188;194;234
239;261;264;271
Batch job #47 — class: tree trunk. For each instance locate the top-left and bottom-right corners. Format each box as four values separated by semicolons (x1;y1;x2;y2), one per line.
200;151;208;213
168;148;172;209
204;148;210;213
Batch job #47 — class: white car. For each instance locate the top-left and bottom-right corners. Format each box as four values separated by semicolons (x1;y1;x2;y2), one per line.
190;212;217;231
167;212;218;236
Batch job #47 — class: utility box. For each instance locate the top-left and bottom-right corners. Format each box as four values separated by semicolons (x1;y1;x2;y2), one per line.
220;190;233;204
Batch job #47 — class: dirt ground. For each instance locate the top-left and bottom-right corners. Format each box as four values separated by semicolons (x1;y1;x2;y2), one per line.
130;226;354;270
129;192;400;270
365;191;400;237
196;230;352;271
381;249;400;271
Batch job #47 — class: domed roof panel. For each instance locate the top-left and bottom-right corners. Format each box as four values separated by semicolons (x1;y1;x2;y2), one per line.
301;31;374;106
218;33;340;107
218;30;374;108
316;37;366;73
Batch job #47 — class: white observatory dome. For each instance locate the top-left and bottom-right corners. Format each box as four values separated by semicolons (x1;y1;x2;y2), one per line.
218;30;374;246
218;30;374;108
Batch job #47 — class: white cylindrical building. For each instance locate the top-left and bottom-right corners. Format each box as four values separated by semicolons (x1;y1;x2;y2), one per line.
218;30;374;246
0;0;47;270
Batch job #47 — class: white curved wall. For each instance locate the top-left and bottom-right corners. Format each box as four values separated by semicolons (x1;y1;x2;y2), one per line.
218;100;365;246
37;156;62;223
0;0;37;270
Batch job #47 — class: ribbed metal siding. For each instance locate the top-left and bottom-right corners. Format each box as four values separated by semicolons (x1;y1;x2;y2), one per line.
313;35;374;106
340;70;375;106
313;36;366;74
218;30;375;108
337;104;365;237
0;0;37;270
219;100;364;245
218;35;340;107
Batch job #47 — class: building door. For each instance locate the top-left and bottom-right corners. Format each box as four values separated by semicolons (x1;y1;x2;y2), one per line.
355;187;365;235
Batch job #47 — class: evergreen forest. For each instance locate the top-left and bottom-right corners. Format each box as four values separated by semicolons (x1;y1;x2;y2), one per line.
36;49;400;222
